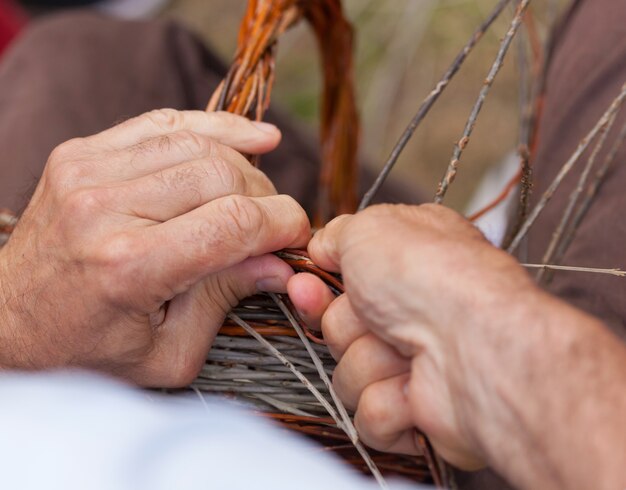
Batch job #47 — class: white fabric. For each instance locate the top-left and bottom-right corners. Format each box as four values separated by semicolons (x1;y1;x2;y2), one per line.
0;371;425;490
465;151;519;247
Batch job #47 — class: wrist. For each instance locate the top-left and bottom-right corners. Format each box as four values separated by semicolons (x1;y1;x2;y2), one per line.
0;248;32;370
458;283;626;489
449;277;543;457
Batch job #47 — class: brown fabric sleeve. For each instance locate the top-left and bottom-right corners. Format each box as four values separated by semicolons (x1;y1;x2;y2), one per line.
456;1;626;488
526;0;626;340
0;10;416;216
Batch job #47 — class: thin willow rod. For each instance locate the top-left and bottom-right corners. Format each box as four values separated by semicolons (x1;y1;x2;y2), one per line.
434;0;532;204
228;311;388;489
269;294;355;442
254;393;317;418
521;264;625;277
227;312;346;428
199;371;305;381
537;112;619;282
275;335;331;354
191;386;211;412
268;293;388;489
225;379;328;390
465;8;538;225
552;120;626;265
413;432;444;489
191;384;327;394
503;32;550;249
209;338;332;357
507;82;626;254
514;9;538;233
199;378;329;389
361;0;433;153
206;350;321;371
358;0;513;211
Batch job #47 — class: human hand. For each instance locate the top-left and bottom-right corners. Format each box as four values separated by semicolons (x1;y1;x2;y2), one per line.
288;204;537;470
0;110;310;386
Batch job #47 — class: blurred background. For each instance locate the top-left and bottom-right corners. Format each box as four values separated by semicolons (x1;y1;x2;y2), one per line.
7;0;565;211
162;0;563;211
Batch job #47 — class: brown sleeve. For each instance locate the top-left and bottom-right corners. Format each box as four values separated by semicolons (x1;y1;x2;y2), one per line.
526;0;626;340
456;1;626;488
0;11;416;216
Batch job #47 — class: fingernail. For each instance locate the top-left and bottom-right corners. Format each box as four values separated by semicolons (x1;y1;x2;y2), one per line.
256;276;286;293
251;121;278;134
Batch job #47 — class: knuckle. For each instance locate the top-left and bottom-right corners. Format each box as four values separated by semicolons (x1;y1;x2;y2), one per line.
209;157;246;195
357;386;391;441
216;195;264;243
98;233;138;269
61;187;108;220
250;167;277;195
48;138;84;163
46;140;89;188
419;203;444;214
157;163;203;196
361;203;397;219
322;302;348;357
277;194;309;238
212;110;240;129
146;108;185;133
348;336;376;371
171;364;202;387
94;234;141;301
168;354;206;387
169;130;209;156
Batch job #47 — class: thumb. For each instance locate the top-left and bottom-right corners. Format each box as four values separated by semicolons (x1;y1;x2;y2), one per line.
138;254;294;387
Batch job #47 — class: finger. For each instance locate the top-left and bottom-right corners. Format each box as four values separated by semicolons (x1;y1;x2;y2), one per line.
102;129;272;182
114;156;276;222
320;294;368;360
287;273;336;331
141;194;311;300
354;373;421;455
333;332;410;409
406;356;487;470
307;214;354;272
88;109;281;153
135;254;295;388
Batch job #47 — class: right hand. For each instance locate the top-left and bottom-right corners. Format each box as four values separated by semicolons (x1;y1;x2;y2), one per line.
0;110;310;387
288;204;537;469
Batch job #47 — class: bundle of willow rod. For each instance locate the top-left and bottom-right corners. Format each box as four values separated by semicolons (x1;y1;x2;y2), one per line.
207;0;359;225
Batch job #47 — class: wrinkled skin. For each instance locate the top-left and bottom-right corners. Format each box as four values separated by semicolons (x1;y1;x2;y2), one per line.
288;204;626;490
0;110;310;386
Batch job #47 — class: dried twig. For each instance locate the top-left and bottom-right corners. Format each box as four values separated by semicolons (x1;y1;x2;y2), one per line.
507;82;626;253
269;293;388;489
434;0;531;204
358;0;513;211
537;112;619;282
521;264;626;277
227;312;346;427
551;120;626;264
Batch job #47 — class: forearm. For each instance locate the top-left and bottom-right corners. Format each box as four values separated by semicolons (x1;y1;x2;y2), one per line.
0;248;39;370
0;250;21;369
466;288;626;490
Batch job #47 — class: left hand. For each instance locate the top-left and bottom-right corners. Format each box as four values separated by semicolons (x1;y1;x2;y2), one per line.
0;110;311;386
